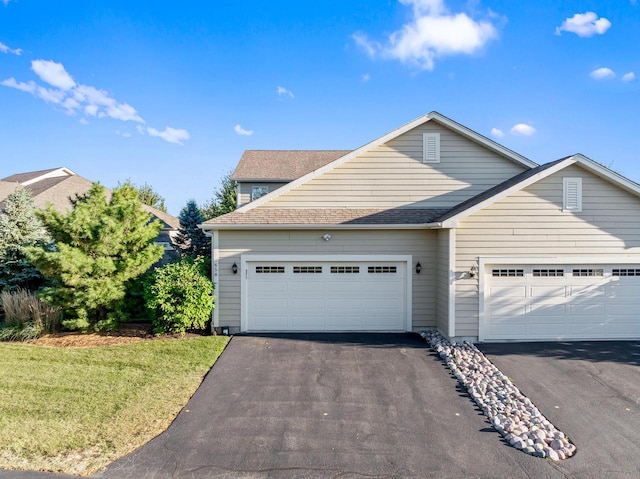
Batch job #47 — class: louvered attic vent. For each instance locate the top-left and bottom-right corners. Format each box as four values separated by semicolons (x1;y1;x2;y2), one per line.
563;177;582;212
423;133;440;163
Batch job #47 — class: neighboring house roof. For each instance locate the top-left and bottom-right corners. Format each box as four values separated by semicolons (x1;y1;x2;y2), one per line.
236;111;538;213
205;207;448;228
2;167;75;185
232;150;351;181
0;167;179;231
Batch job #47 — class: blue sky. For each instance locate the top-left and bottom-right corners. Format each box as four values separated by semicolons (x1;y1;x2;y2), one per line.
1;0;639;215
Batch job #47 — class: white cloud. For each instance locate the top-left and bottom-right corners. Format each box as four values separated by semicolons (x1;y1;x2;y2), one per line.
2;0;11;5
79;117;89;125
31;59;76;90
234;124;254;136
146;126;190;145
490;128;504;138
622;72;636;82
277;86;294;99
362;73;371;82
0;41;22;55
353;0;498;70
590;67;615;80
3;58;189;144
555;12;611;37
352;32;378;58
510;123;536;136
115;130;132;138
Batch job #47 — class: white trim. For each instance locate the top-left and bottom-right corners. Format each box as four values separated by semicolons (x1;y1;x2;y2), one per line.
447;228;456;338
212;230;219;329
442;158;577;227
423;133;440;163
571;153;640;197
237;111;537;213
563;177;582;212
21;167;75;186
240;254;413;332
477;255;640;342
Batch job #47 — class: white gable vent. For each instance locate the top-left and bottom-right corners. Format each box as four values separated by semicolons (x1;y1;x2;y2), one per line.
423;133;440;163
563;177;582;212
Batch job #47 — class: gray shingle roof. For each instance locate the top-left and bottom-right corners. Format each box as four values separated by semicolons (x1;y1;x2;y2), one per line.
204;208;448;226
232;150;351;181
2;167;63;183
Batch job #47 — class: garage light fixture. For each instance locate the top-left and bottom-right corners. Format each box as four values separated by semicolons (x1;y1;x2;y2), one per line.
469;264;478;278
232;262;238;274
416;262;422;274
322;233;332;241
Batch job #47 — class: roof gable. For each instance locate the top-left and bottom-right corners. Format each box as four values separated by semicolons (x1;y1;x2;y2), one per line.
237;111;538;212
437;154;640;227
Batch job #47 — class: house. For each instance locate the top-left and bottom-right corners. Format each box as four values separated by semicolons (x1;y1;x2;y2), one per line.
201;112;640;342
0;167;180;265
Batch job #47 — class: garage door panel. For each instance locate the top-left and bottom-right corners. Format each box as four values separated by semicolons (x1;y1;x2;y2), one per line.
246;260;407;332
486;264;640;341
490;286;526;298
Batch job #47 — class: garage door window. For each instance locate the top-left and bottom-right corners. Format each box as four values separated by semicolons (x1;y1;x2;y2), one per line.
492;269;524;277
293;266;322;274
533;269;564;277
572;268;603;277
612;268;640;276
368;266;397;274
330;266;360;273
255;266;285;274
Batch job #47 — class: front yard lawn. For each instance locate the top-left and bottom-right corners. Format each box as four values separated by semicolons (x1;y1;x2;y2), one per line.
0;336;229;476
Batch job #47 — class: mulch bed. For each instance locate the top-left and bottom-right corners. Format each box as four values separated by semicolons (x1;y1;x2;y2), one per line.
29;322;206;348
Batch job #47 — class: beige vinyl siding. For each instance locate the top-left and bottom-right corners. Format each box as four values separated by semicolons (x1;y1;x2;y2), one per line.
217;229;437;331
455;164;640;338
435;229;450;334
237;182;288;207
265;122;526;209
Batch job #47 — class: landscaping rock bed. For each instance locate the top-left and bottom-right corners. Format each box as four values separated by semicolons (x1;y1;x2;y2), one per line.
421;331;576;461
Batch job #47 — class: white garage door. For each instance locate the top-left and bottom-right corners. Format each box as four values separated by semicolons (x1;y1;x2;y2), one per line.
484;265;640;341
245;260;407;331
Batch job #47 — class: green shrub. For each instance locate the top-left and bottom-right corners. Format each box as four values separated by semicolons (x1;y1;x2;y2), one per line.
0;289;60;341
143;258;214;334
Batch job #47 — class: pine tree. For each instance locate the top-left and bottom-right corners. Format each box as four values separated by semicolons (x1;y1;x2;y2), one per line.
27;183;163;330
121;180;168;212
200;173;237;220
175;200;210;258
0;188;50;291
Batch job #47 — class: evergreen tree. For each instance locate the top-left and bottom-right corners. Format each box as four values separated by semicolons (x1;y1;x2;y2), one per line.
121;180;167;212
27;183;163;330
200;173;237;220
0;188;50;291
175;200;210;258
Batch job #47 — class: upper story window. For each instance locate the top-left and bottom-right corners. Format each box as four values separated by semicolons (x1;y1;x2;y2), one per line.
251;185;269;201
423;133;440;163
563;177;582;212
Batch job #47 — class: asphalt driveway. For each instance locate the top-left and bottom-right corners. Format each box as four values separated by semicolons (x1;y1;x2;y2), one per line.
94;333;560;479
6;335;640;478
478;341;640;479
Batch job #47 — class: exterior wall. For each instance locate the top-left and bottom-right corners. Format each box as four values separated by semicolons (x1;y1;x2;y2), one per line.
454;164;640;338
237;181;288;207
264;121;527;209
216;229;437;331
435;229;450;334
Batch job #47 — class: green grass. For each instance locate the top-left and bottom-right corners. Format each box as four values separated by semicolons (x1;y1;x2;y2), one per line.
0;336;230;475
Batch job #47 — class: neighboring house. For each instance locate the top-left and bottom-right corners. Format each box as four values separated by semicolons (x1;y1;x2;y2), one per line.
202;111;640;342
0;167;180;265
